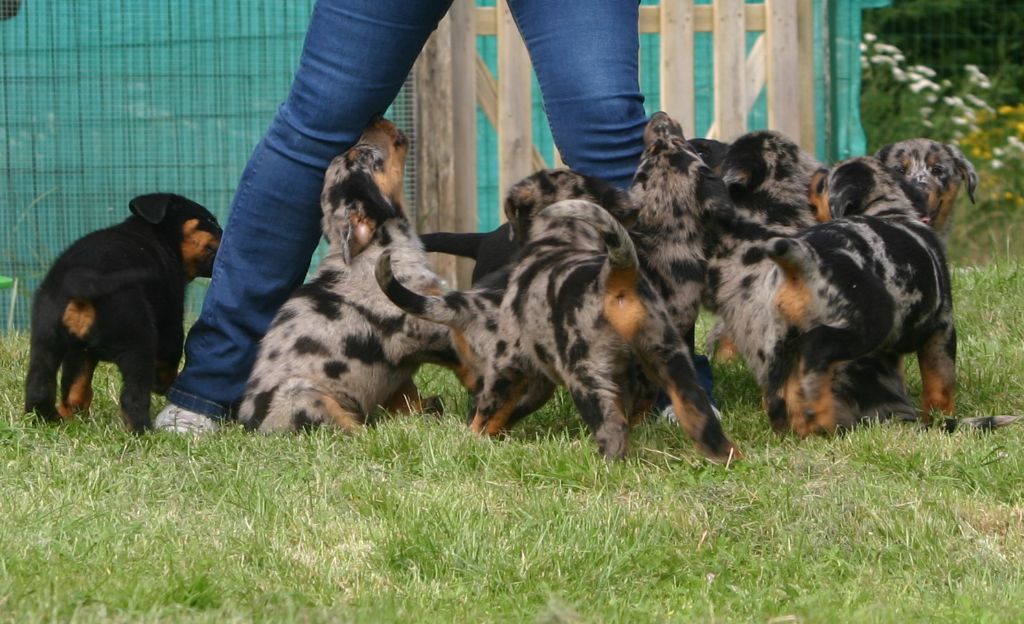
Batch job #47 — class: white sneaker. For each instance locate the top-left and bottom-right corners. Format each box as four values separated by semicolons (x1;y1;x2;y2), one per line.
154;404;220;434
659;403;723;424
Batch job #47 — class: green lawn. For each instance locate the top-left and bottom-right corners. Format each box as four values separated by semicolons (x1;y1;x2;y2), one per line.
1;260;1022;623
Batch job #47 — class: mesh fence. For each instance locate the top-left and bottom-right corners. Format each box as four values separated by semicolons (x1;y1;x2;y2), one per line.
862;0;1024;105
0;0;415;329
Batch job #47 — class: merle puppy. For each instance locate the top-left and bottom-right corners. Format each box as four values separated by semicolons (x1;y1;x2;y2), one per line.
237;118;462;433
875;138;978;238
378;199;740;462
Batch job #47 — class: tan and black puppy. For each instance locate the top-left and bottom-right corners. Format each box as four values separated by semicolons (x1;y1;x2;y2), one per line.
24;193;222;432
875;138;978;237
701;130;822;402
237;118;463;433
758;156;955;436
378;199;740;462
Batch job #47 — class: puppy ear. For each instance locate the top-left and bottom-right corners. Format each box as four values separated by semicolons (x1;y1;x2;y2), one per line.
946;144;978;204
129;193;173;224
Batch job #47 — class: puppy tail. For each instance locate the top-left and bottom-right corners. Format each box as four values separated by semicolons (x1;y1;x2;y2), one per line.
539;200;638;271
939;415;1021;432
761;237;819;281
375;250;473;330
419;231;487;260
62;267;159;299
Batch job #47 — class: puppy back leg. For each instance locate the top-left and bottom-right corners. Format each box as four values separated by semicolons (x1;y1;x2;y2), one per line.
113;347;156;433
564;376;630;460
918;324;956;424
24;337;64;422
59;349;98;418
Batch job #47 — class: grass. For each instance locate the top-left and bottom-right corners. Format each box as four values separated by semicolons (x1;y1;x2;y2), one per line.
1;260;1023;623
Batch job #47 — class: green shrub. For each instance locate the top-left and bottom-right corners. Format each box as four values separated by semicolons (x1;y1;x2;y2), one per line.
860;35;1023;264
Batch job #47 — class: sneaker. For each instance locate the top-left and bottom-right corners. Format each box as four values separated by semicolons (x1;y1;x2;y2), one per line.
658;402;723;424
154;404;220;434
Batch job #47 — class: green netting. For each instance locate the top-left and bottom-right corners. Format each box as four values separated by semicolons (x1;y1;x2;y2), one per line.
2;0;875;329
0;0;415;329
862;0;1024;106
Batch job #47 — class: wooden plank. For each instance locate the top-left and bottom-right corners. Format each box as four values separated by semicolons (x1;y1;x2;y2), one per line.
414;14;456;283
713;0;746;141
449;0;477;287
478;5;766;35
496;0;533;222
796;0;817;152
705;36;765;139
638;4;765;34
476;54;548;172
659;0;696;134
765;0;801;141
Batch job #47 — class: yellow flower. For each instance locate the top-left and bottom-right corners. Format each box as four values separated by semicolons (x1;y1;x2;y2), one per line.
998;105;1015;114
1005;191;1016;200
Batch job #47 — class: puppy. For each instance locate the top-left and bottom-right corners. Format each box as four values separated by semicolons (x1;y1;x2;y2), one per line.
702;130;823;401
378;199;740;462
875;138;978;237
760;156;955;436
24;193;222;432
237;118;462;433
419;169;634;284
629;112;732;357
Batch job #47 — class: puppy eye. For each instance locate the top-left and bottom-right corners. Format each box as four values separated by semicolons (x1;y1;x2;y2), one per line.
930;165;946;176
890;165;906;175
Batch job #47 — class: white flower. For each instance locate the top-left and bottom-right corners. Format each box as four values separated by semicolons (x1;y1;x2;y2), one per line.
874;43;903;56
864;32;878;43
965;94;992;111
952;116;968;126
910;79;939;93
919;106;934;116
991;159;1004;170
925;93;937;104
944;96;965;108
892;67;908;82
994;147;1005;157
860;42;868;52
870;55;897;67
910;65;937;78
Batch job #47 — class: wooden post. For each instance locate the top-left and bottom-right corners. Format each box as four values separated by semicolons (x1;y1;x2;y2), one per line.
496;0;532;223
765;0;801;141
415;13;457;285
660;0;696;135
797;0;817;152
450;0;477;287
713;0;746;141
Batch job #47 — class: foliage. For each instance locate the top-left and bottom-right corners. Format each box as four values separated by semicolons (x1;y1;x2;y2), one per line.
1;260;1023;622
862;0;1024;106
860;35;1024;264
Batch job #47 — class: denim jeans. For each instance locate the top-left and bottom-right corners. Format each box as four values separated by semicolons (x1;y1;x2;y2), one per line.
168;0;714;418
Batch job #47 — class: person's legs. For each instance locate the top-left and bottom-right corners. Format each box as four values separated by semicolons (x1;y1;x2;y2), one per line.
508;0;647;189
161;0;453;427
510;0;716;411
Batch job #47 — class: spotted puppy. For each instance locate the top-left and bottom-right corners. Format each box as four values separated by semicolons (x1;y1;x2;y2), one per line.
379;199;739;461
629;112;733;360
237;118;462;433
419;169;634;284
875;138;978;238
702;130;823;402
758;156;955;436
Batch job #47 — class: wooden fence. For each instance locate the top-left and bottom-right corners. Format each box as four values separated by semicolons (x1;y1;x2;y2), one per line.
414;0;817;286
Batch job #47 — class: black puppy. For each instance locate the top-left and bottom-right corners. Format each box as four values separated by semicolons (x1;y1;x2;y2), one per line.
24;193;222;432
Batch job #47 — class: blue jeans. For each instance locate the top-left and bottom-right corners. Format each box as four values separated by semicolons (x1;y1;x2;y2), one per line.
169;0;657;418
